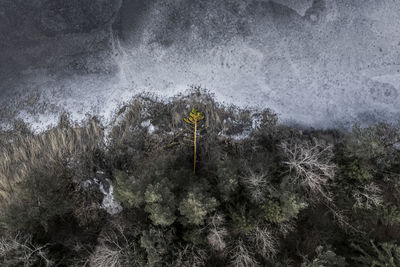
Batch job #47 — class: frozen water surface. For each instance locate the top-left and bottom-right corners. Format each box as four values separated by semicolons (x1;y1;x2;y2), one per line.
0;0;400;130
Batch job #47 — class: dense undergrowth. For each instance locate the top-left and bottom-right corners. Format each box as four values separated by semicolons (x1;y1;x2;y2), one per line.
1;89;400;266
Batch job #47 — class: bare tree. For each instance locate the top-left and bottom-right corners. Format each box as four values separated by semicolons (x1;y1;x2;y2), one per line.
89;223;140;267
207;213;228;252
280;139;361;231
280;139;336;200
353;182;383;210
90;244;121;267
0;233;52;266
174;244;207;267
241;169;268;204
230;239;259;267
251;226;277;260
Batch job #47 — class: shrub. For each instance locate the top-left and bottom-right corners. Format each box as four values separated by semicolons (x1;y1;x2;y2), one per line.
2;168;74;234
279;193;308;221
262;199;286;224
112;170;143;208
179;189;218;225
144;178;176;226
140;227;173;266
262;193;307;224
302;245;347;267
229;203;258;234
374;205;400;227
337;157;373;182
351;241;400;267
216;159;241;201
345;124;399;167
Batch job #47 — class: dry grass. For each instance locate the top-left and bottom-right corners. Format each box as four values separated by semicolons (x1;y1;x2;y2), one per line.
0;117;104;205
109;88;276;147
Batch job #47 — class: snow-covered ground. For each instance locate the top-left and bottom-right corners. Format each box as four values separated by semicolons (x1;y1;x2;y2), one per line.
1;0;400;132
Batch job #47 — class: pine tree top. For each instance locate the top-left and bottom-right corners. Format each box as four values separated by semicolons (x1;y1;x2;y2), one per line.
184;108;204;125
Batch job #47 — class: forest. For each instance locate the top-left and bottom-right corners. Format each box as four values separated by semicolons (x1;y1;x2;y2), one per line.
1;89;400;266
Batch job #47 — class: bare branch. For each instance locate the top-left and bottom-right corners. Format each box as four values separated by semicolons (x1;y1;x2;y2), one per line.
207;214;227;252
280;139;336;200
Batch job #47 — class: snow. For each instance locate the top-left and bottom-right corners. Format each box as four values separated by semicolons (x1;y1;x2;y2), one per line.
83;177;122;216
141;120;156;134
99;182;122;216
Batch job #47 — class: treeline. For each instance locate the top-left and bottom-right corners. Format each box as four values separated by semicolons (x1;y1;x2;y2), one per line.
1;89;400;266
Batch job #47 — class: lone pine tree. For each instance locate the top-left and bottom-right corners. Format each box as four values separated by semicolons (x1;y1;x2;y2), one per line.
184;107;205;175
